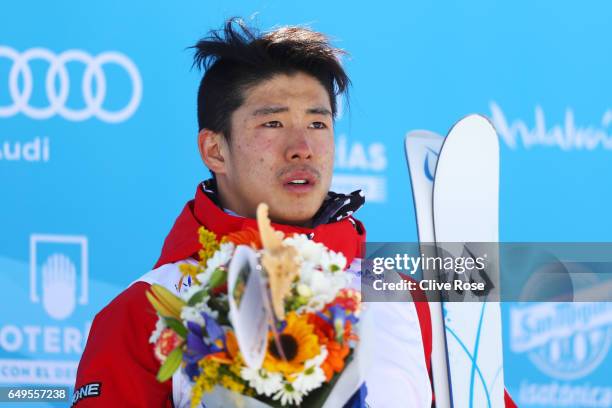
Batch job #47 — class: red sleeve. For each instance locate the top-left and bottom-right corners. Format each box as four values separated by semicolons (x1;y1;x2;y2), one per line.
412;285;436;406
73;282;173;407
399;274;433;375
504;389;518;407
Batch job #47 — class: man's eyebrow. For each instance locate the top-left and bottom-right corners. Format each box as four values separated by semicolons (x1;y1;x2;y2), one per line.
251;106;332;117
251;106;289;116
307;107;332;116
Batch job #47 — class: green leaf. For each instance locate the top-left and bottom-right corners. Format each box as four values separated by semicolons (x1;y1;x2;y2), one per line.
157;347;183;382
164;317;188;339
330;264;341;272
187;288;209;306
207;297;230;325
207;268;227;290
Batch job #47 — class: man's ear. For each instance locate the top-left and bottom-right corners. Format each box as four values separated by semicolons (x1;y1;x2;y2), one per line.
198;129;228;174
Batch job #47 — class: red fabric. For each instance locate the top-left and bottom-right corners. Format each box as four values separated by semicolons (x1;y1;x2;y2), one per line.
399;273;432;377
73;282;172;407
155;185;365;268
74;186;366;406
505;389;518;407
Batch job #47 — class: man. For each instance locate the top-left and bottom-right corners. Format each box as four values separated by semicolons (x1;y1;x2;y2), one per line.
74;18;512;407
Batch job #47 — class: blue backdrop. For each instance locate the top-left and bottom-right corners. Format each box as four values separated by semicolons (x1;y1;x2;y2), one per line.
1;1;611;406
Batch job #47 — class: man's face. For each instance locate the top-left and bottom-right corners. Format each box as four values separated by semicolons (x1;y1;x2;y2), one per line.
215;72;335;226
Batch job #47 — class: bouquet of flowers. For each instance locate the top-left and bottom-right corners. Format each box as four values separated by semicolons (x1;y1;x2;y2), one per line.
146;204;367;407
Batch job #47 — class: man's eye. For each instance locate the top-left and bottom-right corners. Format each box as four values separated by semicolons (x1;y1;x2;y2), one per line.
263;121;283;128
309;122;327;129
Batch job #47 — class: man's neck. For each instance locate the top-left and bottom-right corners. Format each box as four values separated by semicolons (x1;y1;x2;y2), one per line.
213;179;314;228
201;178;363;229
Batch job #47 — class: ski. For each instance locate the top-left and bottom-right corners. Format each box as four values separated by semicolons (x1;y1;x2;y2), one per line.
405;130;451;407
432;114;504;408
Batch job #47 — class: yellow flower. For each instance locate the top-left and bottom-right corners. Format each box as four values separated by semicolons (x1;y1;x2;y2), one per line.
263;312;320;376
201;359;220;378
197;226;220;267
145;284;185;319
178;263;202;289
220;374;246;393
190;360;221;408
229;354;244;377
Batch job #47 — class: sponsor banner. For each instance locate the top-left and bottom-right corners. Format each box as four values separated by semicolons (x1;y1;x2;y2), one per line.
0;359;78;385
505;302;612;407
0;46;142;123
1;2;611;406
0;235;120;389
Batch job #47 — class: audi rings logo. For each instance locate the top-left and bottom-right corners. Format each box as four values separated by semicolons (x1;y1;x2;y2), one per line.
0;46;142;123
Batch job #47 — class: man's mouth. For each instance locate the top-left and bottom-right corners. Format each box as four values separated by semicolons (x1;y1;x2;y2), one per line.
287;179;309;185
281;169;319;193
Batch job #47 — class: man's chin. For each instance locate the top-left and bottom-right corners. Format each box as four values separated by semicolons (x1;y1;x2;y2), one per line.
263;189;327;226
267;206;319;228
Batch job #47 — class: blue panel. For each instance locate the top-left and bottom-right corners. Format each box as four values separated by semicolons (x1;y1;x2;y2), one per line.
1;1;611;406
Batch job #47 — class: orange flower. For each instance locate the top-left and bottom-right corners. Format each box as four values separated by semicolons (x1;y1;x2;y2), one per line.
204;352;233;365
201;331;239;365
309;313;334;345
321;340;350;381
225;330;239;358
328;288;361;314
223;228;262;249
308;313;354;381
309;313;356;345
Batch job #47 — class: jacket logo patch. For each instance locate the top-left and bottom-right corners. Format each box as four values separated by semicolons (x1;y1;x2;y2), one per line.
72;382;101;406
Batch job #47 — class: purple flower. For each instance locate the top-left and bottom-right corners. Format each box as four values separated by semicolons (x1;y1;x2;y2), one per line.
318;305;358;343
183;313;225;379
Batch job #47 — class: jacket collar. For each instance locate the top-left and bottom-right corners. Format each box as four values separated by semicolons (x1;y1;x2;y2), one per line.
154;182;366;268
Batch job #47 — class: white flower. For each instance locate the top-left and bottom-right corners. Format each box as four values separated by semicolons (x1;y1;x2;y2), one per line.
201;303;219;320
291;347;328;393
196;242;235;284
291;366;326;393
180;305;205;327
273;382;305;406
312;271;349;300
180;295;219;326
296;269;351;313
284;234;325;264
209;242;235;269
284;233;352;313
328;270;352;292
321;250;347;273
309;271;333;295
296;283;312;298
297;295;327;314
149;316;165;344
306;347;328;369
240;367;283;397
297;262;317;285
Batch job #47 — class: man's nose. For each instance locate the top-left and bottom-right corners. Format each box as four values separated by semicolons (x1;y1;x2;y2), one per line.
285;130;313;161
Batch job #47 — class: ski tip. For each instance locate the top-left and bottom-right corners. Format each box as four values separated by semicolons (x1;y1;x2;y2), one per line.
453;114;497;135
445;113;499;150
404;130;444;153
405;129;444;142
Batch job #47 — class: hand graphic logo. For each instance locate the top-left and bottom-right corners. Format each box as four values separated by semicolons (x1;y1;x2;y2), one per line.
41;253;77;320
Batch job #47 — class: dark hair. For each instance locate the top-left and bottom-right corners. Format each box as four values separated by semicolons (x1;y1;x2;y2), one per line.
191;17;350;140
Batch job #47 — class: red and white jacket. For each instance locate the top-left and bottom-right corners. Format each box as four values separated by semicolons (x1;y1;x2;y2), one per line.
73;185;516;407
